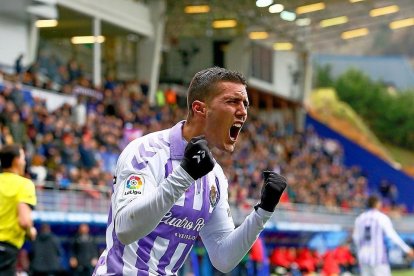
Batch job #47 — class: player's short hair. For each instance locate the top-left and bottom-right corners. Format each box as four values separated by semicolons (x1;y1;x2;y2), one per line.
0;144;22;169
367;195;380;209
186;67;247;117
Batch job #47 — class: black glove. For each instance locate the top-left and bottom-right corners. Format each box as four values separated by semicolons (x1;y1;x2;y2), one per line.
180;136;215;180
255;171;287;212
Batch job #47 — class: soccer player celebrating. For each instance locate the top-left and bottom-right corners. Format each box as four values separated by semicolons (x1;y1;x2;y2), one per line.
94;67;287;275
353;195;414;276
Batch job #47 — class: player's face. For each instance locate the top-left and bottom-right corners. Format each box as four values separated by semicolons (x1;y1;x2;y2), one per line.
204;81;248;153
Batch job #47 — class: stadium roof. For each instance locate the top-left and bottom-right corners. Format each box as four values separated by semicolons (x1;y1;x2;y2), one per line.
8;0;414;61
164;0;414;57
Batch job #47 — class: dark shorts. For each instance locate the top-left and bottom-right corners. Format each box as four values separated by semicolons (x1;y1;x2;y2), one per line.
0;241;19;276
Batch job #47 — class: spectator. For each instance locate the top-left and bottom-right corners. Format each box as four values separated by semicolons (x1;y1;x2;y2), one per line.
296;247;318;274
15;54;24;76
155;89;166;107
67;59;82;83
59;132;78;170
72;96;87;127
24;61;40;87
140;79;149;96
7;112;27;145
9;83;25;108
78;135;97;170
321;249;340;276
30;224;62;276
164;87;177;106
0;125;14;146
333;242;356;274
103;74;116;91
69;224;99;276
270;246;290;272
29;154;47;186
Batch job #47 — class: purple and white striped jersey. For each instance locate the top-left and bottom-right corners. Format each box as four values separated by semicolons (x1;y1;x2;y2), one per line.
94;121;269;276
352;209;411;266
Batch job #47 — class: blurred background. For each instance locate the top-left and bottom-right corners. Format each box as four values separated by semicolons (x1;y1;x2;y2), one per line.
1;0;414;275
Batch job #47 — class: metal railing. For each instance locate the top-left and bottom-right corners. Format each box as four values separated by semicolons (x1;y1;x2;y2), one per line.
34;185;414;232
35;187;110;213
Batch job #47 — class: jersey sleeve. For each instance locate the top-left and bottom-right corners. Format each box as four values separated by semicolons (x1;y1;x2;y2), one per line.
112;155;158;216
380;213;411;253
113;140;195;245
352;216;361;245
17;178;37;208
200;169;273;273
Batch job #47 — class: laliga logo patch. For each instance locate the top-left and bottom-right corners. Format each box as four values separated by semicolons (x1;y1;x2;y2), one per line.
124;175;144;196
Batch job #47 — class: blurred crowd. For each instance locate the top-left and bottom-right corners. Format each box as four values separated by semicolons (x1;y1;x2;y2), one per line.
0;53;408;216
268;242;356;276
2;53;412;276
179;238;358;276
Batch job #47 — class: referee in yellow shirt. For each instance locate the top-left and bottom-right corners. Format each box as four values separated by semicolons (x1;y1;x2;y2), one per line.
0;144;37;275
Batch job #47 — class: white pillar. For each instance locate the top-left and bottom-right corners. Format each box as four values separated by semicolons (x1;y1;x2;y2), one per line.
296;49;312;131
93;17;102;87
138;0;165;106
27;17;39;66
302;50;313;107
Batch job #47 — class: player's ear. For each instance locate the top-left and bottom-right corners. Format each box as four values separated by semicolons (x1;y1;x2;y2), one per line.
192;100;206;117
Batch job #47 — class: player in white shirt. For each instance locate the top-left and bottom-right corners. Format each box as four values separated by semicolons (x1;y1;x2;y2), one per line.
353;195;414;276
94;67;287;275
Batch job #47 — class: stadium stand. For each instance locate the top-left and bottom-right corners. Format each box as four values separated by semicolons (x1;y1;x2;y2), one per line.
0;71;375;211
1;65;414;274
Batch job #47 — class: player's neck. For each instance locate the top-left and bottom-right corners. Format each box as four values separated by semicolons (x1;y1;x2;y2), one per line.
182;119;204;142
2;168;20;175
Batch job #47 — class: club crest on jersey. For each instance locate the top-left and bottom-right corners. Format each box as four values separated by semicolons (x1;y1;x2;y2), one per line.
209;185;218;208
124;174;144;196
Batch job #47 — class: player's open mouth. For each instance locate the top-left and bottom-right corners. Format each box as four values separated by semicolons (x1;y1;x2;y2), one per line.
229;122;243;142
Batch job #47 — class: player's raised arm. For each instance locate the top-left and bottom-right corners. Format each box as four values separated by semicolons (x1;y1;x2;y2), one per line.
115;136;214;245
201;171;287;272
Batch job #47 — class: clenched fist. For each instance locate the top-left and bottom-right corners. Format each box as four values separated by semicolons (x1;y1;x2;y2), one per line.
180;136;215;180
255;171;287;212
